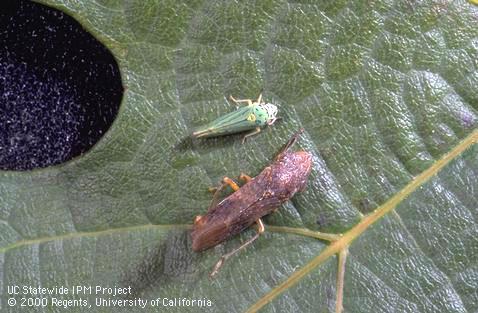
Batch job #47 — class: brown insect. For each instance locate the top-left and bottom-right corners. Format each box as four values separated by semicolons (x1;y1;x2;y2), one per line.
191;129;313;277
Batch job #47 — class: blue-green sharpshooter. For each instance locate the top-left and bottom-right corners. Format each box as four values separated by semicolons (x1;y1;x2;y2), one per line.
192;93;278;143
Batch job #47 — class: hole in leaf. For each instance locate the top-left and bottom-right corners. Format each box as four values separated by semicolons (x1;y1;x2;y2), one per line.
0;0;123;171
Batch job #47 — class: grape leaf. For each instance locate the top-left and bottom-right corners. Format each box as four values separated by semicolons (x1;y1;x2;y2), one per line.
1;1;477;312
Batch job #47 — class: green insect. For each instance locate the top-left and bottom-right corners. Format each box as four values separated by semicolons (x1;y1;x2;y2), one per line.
192;93;279;143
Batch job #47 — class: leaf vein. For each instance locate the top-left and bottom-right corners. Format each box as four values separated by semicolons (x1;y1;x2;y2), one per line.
246;129;477;312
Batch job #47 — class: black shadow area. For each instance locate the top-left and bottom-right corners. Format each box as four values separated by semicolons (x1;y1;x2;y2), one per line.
0;0;123;170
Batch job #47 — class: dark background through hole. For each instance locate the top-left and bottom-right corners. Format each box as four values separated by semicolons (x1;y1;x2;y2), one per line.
0;0;123;171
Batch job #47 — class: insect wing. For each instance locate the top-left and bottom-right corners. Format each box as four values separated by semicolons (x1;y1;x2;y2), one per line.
192;106;257;138
191;168;276;251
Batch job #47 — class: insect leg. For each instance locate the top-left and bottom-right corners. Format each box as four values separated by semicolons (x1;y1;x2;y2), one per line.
255;93;263;104
239;173;252;182
267;117;279;126
210;219;265;278
193;215;203;225
229;95;253;106
242;127;261;144
222;177;240;191
205;181;228;214
208;176;240;193
204;176;241;215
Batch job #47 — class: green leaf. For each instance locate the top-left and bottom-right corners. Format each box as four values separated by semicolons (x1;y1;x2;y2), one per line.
1;1;477;312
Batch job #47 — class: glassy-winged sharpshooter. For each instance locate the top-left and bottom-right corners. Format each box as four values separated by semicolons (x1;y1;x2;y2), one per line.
191;129;312;277
191;93;278;143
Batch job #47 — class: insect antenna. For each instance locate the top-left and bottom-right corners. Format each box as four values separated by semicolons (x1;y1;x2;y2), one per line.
206;182;228;213
276;128;304;159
